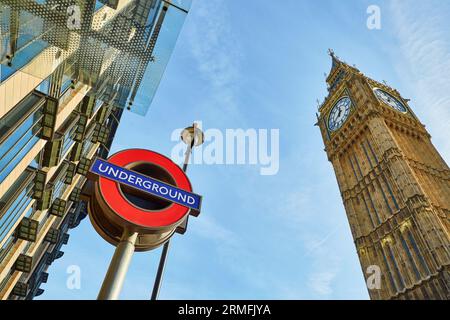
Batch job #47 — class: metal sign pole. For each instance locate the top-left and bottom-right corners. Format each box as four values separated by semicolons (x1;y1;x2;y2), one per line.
98;229;138;300
150;123;203;300
150;238;171;300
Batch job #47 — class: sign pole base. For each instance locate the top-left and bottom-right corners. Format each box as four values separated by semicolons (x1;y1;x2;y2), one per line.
97;229;138;300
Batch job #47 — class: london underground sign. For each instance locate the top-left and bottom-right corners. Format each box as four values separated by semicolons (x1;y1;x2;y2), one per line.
90;158;202;212
86;147;203;300
86;149;202;251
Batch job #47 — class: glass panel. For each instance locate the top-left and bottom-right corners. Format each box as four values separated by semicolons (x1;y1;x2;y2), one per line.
171;0;192;11
0;130;41;183
0;9;50;83
36;76;51;95
53;179;66;200
60;74;73;95
0;93;44;183
386;245;406;291
51;162;69;201
0;92;41;138
381;247;397;294
82;140;95;156
0;0;192;116
0;65;15;82
82;122;96;156
0;170;35;245
61;122;78;157
29;151;41;169
95;1;105;11
93;99;103;115
400;234;421;281
60;58;78;97
0;235;15;265
407;231;431;276
129;3;188;115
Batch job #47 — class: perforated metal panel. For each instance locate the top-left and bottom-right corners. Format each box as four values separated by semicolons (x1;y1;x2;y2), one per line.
0;0;191;115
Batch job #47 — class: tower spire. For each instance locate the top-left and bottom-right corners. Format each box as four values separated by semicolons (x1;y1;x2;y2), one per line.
328;49;341;75
328;48;340;62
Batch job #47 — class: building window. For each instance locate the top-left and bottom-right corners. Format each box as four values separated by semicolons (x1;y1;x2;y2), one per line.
360;194;375;229
52;179;67;202
377;180;394;215
81;123;97;156
51;163;70;202
1;9;48;76
352;154;364;178
361;141;374;169
348;157;359;182
60;74;74;97
0;93;44;183
59;113;80;158
384;243;406;291
365;190;382;225
381;174;400;211
407;230;431;276
95;1;105;11
93;99;104;115
380;247;397;294
0;34;49;83
400;233;421;281
29;150;43;170
36;76;51;95
0;168;35;245
366;140;379;164
58;58;79;104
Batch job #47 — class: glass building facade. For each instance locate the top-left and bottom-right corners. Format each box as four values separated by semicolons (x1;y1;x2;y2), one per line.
0;0;191;300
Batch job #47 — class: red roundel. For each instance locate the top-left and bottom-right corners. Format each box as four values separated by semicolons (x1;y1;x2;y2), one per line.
97;149;192;229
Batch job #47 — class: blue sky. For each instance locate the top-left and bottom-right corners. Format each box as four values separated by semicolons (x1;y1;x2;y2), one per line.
38;0;450;300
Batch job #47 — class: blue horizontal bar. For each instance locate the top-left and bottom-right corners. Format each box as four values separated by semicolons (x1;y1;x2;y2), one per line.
90;158;201;211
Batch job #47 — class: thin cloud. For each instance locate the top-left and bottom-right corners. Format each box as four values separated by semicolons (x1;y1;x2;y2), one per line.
191;215;239;247
389;1;450;159
185;0;244;123
308;271;337;297
187;0;241;87
303;222;345;257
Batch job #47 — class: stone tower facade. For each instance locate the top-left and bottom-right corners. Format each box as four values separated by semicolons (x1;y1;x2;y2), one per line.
317;52;450;299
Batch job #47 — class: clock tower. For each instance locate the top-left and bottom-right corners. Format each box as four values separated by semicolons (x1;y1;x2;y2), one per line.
317;51;450;299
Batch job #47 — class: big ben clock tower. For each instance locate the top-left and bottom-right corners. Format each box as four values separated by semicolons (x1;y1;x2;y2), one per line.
317;51;450;299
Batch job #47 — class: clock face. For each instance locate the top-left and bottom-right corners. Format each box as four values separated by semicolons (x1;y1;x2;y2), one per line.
328;97;352;132
373;88;407;113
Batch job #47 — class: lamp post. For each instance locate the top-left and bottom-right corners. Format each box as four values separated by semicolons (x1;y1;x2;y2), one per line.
150;123;204;300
